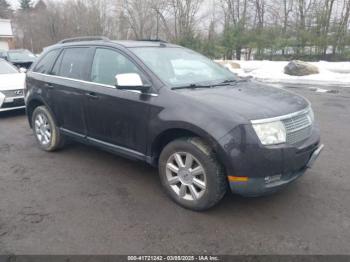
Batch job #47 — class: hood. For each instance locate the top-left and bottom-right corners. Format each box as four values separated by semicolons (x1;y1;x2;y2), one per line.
176;81;309;122
0;73;26;91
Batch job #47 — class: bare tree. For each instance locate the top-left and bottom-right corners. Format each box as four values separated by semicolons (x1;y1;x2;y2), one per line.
123;0;157;39
332;0;350;54
11;0;350;61
316;0;336;56
167;0;204;42
220;0;249;59
0;0;12;19
295;0;316;54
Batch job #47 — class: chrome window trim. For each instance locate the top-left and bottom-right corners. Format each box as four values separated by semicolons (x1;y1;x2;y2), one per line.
251;106;311;124
30;72;158;97
60;127;146;160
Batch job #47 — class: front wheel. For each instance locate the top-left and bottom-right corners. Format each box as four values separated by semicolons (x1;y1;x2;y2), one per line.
159;137;227;211
32;106;65;152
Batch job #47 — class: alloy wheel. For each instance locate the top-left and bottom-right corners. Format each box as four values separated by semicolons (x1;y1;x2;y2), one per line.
165;152;207;201
34;113;52;146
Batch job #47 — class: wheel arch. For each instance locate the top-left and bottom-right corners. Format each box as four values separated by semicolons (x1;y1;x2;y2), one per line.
26;98;50;128
150;126;227;169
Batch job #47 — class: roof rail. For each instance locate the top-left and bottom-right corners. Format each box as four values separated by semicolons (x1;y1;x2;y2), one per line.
137;39;168;43
58;36;110;44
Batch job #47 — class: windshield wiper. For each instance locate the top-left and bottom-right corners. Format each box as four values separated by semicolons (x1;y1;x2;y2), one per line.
221;79;237;84
171;83;212;90
171;79;244;90
208;79;237;87
212;78;249;87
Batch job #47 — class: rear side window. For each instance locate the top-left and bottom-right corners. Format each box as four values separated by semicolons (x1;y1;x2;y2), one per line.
33;49;60;74
53;48;89;80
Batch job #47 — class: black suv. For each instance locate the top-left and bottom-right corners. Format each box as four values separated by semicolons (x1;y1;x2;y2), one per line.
25;37;324;211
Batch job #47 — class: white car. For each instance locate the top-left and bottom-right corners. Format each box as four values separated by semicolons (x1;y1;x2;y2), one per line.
0;59;26;112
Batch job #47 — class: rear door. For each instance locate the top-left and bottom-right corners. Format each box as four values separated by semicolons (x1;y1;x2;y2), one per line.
28;48;61;112
46;47;94;135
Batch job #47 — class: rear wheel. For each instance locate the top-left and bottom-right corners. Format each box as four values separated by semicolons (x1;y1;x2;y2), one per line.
159;137;227;211
32;106;65;151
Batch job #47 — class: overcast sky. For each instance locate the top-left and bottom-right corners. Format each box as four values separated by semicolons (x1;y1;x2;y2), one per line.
7;0;55;9
8;0;35;8
8;0;214;11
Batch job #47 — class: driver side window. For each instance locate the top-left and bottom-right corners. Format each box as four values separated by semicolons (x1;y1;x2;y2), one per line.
91;48;141;86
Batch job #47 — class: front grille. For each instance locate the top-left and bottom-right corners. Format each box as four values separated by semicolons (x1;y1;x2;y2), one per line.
282;111;313;145
1;98;25;108
1;89;24;98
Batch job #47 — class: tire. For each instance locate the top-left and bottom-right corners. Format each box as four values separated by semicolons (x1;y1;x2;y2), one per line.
31;106;65;152
159;137;227;211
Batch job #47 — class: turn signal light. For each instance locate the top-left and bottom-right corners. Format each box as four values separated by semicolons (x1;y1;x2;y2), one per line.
228;176;249;182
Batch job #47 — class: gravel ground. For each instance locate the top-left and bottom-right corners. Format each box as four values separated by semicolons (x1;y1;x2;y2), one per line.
0;85;349;255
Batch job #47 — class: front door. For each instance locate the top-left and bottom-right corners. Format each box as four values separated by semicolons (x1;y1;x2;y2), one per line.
84;47;153;155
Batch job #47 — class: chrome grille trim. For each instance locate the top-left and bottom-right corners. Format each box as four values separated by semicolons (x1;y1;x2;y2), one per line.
285;125;312;145
283;113;312;132
251;107;314;145
282;112;313;144
251;107;311;124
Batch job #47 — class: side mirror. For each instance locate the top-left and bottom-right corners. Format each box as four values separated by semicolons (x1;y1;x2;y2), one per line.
115;73;150;93
19;67;27;73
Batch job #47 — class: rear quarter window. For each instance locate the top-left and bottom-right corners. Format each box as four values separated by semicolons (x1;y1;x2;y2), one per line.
33;49;60;74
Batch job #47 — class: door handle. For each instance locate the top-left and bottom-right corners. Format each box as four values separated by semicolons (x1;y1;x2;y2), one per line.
86;92;99;99
44;83;54;89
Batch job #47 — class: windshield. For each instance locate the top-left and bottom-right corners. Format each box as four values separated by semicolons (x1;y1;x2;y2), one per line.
131;47;235;88
8;50;36;61
0;60;18;74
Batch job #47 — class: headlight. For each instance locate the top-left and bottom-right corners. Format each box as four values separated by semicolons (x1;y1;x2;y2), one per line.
252;121;286;145
308;107;315;123
0;92;5;107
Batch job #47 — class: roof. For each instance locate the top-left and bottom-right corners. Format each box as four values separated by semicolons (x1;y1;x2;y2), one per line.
0;19;13;37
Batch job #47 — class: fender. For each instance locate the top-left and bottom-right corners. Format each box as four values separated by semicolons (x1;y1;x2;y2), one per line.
147;120;237;175
25;91;56;128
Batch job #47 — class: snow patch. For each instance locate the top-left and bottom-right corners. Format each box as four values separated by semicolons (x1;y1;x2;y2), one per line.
217;60;350;87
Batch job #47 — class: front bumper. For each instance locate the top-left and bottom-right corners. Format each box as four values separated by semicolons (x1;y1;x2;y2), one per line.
0;92;25;112
217;122;323;197
229;144;324;197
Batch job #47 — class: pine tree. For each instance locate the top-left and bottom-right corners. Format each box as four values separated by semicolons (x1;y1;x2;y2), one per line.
0;0;12;18
19;0;32;10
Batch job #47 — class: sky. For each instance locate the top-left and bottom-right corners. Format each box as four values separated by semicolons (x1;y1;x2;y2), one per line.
8;0;214;11
7;0;216;34
8;0;39;9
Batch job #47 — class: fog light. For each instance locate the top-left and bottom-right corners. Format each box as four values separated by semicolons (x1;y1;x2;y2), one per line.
265;175;282;184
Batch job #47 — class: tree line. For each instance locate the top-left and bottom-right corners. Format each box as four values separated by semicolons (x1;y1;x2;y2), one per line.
1;0;350;61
